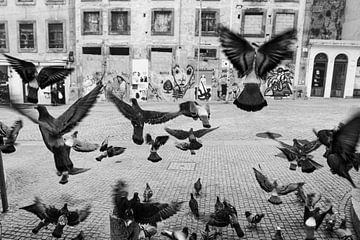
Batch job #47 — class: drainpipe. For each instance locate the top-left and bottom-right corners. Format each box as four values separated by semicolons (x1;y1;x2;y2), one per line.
196;0;202;100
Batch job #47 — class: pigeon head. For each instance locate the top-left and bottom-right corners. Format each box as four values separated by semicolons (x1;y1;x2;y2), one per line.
182;227;189;236
245;211;251;217
52;210;69;238
131;120;144;145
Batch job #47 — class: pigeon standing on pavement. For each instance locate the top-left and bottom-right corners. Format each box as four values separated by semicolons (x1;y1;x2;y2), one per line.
143;183;153;202
179;101;211;128
8;80;103;184
165;127;219;155
189;193;199;218
107;92;183;145
194;178;202;197
218;25;297;112
0;119;23;154
253;166;305;204
161;227;189;240
215;196;224;212
20;197;91;238
145;133;169;162
245;211;265;228
4;54;74;104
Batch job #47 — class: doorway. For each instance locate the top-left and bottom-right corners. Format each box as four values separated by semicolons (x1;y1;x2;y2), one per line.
311;53;327;97
330;54;348;98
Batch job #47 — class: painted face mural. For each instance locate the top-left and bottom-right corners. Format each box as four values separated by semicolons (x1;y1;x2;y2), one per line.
171;65;195;99
264;64;294;97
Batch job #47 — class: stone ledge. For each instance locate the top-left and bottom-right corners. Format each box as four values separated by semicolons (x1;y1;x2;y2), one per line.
351;188;360;239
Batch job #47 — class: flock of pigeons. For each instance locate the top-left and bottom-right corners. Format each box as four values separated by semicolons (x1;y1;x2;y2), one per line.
0;24;358;240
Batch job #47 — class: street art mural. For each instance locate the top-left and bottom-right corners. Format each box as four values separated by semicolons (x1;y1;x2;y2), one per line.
264;63;294;97
170;64;195;100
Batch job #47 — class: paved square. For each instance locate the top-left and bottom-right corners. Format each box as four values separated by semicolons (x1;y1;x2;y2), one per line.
0;98;359;240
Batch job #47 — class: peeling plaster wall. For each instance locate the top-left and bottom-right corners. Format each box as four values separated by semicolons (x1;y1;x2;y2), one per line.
342;0;360;40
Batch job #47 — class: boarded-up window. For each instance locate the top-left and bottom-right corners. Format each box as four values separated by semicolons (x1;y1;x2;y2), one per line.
46;0;65;3
17;0;33;2
274;13;295;35
19;23;35;49
110;10;130;35
109;47;129;55
0;23;6;49
194;48;217;58
83;11;101;35
83;47;101;55
195;9;219;36
48;23;64;49
244;12;263;35
151;9;174;35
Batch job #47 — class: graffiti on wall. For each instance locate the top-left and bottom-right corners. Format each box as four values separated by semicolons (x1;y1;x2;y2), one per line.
171;65;195;100
264;64;294;97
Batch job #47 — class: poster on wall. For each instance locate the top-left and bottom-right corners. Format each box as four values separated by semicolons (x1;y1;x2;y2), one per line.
131;59;149;101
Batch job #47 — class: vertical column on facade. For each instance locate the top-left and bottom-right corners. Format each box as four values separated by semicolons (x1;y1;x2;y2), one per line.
323;56;334;98
343;55;357;98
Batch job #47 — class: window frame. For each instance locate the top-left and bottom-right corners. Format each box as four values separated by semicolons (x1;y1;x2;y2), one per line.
194;47;218;60
46;20;66;53
108;8;131;35
151;8;175;36
241;8;266;38
81;9;103;35
272;9;298;36
45;0;65;5
195;8;220;37
17;20;37;53
109;0;130;1
16;0;35;5
0;21;9;53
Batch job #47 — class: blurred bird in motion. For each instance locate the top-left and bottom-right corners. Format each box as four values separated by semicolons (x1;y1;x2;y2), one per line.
218;25;297;112
179;101;211;128
0;119;23;154
63;131;99;152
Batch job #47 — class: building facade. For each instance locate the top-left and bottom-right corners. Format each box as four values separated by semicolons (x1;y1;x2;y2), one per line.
0;0;76;104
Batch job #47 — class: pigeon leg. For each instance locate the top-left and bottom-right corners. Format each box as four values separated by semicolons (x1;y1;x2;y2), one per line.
32;221;49;234
59;171;69;184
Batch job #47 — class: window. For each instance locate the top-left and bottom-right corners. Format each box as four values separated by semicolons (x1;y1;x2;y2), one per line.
0;22;8;52
195;9;219;36
241;9;266;37
151;9;174;36
82;47;101;55
48;23;64;50
0;0;6;6
109;47;130;55
194;48;217;59
16;0;35;4
109;9;130;35
275;0;299;2
273;10;297;35
109;0;130;1
82;11;102;35
18;22;36;51
46;0;65;4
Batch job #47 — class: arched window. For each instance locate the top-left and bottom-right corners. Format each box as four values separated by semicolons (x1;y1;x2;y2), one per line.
331;54;348;98
311;53;328;97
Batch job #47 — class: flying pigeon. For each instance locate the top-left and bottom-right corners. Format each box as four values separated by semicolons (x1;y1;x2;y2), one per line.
215;196;224;212
202;201;244;238
7;80;103;184
145;133;169;162
0;119;23;154
218;25;297;112
179;101;211;128
165;127;219;155
99;135;113;152
253;166;305;204
63;131;99;153
20;197;91;238
194;178;202;197
112;180;184;226
189;193;199;218
4;54;74;104
107;92;182;145
245;211;265;228
95;146;126;162
143;183;153;202
315;111;360;187
161;227;189;240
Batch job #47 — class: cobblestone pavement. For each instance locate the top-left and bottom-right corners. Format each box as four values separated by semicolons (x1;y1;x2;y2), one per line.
0;97;360;240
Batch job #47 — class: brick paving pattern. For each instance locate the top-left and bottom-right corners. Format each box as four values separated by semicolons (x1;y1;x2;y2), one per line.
0;98;359;240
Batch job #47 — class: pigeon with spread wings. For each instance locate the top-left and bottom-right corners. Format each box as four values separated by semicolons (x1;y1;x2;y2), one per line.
108;92;182;145
112;180;184;226
218;25;297;112
7;80;103;184
3;54;74;104
20;197;91;238
253;167;305;204
165;127;219;155
145;134;169;162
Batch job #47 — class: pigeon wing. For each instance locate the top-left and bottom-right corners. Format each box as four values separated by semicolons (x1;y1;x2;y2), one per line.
133;201;184;224
143;110;182;125
165;127;190;140
153;135;170;150
0;122;10;137
145;133;153;145
255;29;297;80
253;168;275;193
54;81;103;135
108;92;138;121
218;25;255;78
278;182;305;195
193;127;220;138
3;54;36;83
37;67;74;89
302;140;322;154
67;205;91;226
277;147;297;162
45;205;62;223
19;197;47;220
